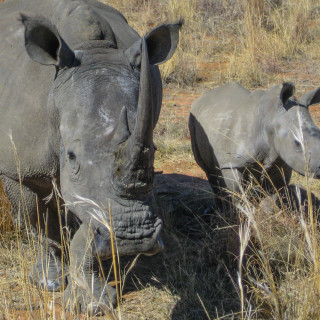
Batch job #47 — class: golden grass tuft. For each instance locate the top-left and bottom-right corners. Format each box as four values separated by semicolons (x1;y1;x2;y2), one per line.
0;180;13;233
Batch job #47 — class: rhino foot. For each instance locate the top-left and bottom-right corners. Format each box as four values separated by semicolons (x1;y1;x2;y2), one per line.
64;224;118;315
64;275;116;316
29;244;67;292
259;193;280;216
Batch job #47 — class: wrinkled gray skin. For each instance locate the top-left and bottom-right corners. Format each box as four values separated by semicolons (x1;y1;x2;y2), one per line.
189;82;320;201
0;0;181;314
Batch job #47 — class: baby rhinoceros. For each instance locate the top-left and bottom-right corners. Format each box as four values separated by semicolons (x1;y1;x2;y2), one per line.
189;82;320;203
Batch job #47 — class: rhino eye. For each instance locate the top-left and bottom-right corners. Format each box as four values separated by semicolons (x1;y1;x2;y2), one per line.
67;150;76;160
67;150;80;179
294;140;301;148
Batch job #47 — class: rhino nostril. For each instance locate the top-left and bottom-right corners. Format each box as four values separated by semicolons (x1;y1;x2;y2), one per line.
67;150;76;160
157;237;164;251
143;237;164;256
314;167;320;178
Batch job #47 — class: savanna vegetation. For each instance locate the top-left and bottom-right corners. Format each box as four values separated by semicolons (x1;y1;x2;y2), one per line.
1;0;320;319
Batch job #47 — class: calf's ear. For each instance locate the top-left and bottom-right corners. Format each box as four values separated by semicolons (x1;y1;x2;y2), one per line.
299;88;320;107
20;14;75;68
280;82;295;106
125;19;182;69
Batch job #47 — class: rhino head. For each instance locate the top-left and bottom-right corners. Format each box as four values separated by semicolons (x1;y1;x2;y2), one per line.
272;82;320;178
21;15;181;258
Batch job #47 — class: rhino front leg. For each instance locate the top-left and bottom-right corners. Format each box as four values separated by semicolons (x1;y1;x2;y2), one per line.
65;224;116;316
216;168;245;213
0;175;67;291
29;238;68;291
206;169;244;212
221;168;243;194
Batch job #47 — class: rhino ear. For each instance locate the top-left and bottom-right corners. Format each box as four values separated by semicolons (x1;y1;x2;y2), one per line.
299;88;320;107
144;20;183;65
125;20;182;68
20;14;75;68
280;82;295;106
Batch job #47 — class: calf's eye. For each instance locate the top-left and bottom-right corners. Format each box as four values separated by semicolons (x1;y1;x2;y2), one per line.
294;140;301;148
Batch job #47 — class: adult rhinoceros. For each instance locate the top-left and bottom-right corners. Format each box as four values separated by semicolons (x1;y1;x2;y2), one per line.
189;82;320;201
0;0;181;314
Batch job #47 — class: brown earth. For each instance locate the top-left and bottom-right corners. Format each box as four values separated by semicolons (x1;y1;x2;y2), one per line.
154;88;206;178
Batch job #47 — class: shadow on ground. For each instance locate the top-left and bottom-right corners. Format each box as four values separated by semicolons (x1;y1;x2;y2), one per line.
117;175;320;320
118;173;241;320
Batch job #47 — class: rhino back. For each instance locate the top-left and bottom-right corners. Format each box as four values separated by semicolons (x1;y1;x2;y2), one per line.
0;3;58;180
190;82;274;170
0;0;140;180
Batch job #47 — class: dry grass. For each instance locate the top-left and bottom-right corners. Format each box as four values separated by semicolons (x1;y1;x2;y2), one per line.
226;0;320;87
154;100;192;168
0;180;13;233
105;0;320;88
2;0;320;319
235;178;320;319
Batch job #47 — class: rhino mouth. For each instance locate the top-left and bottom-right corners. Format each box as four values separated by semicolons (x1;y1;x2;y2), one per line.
110;208;162;240
143;236;164;256
85;203;162;259
112;215;163;257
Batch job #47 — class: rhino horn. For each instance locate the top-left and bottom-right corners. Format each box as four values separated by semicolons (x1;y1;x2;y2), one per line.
112;106;131;146
128;37;154;153
112;37;154;196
